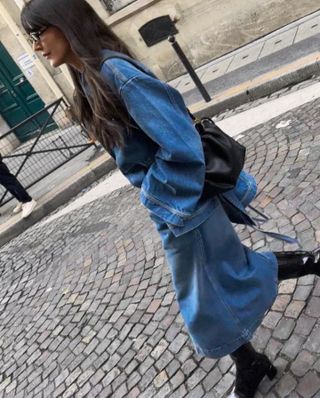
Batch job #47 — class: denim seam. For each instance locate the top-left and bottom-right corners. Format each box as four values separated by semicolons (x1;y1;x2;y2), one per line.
102;61;128;87
120;76;203;159
194;227;243;350
120;75;141;95
163;84;204;160
142;188;218;221
142;188;191;217
164;83;181;111
195;316;263;356
194;229;206;264
195;253;278;355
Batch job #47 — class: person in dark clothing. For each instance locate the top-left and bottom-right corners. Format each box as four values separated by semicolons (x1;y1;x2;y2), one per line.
0;155;37;218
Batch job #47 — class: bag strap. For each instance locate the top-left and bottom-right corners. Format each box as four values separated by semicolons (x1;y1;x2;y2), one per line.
247;204;270;223
250;224;301;246
244;205;300;245
245;209;300;246
221;195;301;246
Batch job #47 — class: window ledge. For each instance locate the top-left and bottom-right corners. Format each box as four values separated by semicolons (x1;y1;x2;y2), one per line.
106;0;161;26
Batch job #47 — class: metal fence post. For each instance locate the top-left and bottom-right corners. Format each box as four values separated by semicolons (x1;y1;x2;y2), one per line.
0;98;94;207
168;35;211;103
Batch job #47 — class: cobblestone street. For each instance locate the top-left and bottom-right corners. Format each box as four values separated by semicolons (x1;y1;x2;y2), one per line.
1;91;320;397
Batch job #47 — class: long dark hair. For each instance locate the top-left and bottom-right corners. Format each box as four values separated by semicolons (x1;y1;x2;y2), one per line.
21;0;133;150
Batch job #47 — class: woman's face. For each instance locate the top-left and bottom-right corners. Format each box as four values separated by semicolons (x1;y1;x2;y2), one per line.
32;26;79;69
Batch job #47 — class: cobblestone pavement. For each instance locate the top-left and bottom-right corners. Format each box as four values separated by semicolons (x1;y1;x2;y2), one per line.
1;92;320;398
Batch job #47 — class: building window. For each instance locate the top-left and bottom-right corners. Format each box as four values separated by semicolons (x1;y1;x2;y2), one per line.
100;0;137;14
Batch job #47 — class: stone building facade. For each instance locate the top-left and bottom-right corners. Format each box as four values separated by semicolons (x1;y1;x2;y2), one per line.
0;0;319;141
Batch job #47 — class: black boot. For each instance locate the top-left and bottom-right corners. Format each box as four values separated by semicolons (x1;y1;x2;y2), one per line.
230;343;277;398
275;248;320;281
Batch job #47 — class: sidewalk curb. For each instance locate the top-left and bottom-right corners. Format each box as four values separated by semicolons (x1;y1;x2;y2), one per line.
0;153;116;248
190;52;320;118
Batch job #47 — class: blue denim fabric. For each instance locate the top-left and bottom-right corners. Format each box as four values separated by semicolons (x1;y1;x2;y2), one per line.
234;170;257;208
151;200;278;358
100;50;227;236
219;170;258;225
93;51;279;356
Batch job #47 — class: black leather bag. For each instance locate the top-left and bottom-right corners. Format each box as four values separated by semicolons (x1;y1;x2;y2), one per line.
194;117;246;198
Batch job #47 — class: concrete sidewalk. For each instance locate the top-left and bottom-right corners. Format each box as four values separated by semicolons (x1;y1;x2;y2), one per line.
1;9;320;247
169;10;320;115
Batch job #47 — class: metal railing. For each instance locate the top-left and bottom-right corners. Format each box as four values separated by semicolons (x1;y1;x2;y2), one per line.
0;98;95;207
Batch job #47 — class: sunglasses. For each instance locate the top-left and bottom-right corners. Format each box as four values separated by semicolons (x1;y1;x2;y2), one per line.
29;27;48;44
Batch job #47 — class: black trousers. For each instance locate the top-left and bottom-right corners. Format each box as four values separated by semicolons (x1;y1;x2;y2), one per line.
0;161;32;203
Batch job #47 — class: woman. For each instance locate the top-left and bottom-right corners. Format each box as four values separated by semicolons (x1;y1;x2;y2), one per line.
21;1;320;397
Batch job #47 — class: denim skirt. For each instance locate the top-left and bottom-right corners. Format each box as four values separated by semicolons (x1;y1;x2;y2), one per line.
151;199;278;358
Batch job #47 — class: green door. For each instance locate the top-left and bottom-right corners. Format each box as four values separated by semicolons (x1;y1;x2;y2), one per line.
0;43;56;142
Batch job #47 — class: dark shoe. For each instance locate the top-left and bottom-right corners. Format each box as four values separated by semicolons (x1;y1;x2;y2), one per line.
275;250;315;265
276;249;320;280
230;352;277;398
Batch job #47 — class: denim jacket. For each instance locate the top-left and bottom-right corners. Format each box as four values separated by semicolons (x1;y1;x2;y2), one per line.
96;50;254;236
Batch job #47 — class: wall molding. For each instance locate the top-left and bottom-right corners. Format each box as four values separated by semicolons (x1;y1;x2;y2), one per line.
106;0;161;26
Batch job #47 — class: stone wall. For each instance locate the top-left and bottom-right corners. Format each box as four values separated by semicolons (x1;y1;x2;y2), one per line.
0;0;319;106
105;0;320;80
0;116;20;155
